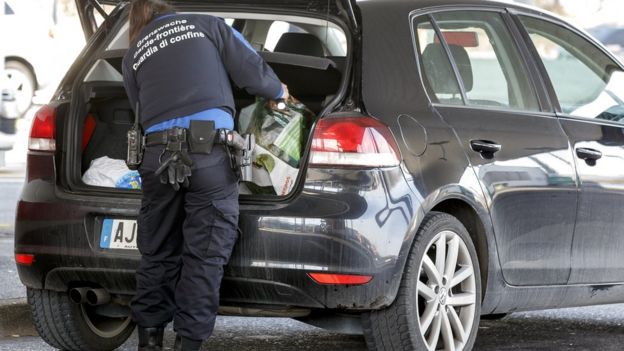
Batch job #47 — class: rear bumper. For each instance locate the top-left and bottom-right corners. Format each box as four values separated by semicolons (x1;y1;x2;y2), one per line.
30;263;398;310
15;161;418;311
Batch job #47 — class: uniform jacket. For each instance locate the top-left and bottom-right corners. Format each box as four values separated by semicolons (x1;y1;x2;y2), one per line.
122;13;282;130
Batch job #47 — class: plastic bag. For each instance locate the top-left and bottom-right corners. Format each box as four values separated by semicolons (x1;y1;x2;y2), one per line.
248;97;314;168
82;156;142;189
253;144;299;196
240;96;315;195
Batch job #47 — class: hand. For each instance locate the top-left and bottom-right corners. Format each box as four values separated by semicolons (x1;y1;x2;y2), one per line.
281;83;290;100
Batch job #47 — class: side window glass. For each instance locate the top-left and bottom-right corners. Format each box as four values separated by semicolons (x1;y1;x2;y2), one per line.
415;18;464;106
520;16;624;123
430;11;540;111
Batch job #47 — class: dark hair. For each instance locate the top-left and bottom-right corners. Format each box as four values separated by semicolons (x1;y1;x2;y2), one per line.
129;0;175;43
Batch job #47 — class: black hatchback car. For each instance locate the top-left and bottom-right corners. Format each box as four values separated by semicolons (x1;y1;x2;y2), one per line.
15;0;624;350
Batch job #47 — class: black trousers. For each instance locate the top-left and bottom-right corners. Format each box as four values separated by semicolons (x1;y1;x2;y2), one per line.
131;144;239;341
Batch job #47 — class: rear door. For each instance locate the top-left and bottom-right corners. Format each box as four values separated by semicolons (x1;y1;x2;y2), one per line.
414;9;578;286
517;14;624;284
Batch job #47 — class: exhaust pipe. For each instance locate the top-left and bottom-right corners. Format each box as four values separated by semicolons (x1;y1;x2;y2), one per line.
86;288;111;306
69;288;89;304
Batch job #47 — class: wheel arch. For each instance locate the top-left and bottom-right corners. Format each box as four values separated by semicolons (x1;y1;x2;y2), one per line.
5;56;39;89
388;183;504;312
430;198;489;300
363;193;488;350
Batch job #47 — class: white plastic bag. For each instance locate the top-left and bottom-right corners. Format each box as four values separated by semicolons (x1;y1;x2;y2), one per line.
82;156;141;189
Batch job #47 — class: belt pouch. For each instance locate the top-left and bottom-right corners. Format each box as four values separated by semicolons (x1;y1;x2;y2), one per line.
189;120;216;154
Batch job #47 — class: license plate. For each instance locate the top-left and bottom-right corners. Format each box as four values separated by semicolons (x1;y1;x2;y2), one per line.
100;219;138;250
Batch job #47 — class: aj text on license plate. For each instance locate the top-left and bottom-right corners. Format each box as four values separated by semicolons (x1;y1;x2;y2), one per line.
100;219;138;250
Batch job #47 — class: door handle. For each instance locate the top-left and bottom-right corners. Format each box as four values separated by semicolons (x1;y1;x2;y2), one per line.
470;140;501;159
576;147;602;166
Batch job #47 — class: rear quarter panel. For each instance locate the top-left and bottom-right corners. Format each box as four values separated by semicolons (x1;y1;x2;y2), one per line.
358;0;507;312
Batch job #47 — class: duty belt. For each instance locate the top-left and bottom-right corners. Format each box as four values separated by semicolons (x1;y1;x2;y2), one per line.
147;128;193;191
145;129;178;147
145;128;228;147
145;125;244;190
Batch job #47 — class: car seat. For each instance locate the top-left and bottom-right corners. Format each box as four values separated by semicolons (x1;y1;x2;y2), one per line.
274;33;326;57
422;43;473;105
423;43;506;107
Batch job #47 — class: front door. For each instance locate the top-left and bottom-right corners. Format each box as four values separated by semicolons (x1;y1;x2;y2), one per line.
519;15;624;284
413;9;578;286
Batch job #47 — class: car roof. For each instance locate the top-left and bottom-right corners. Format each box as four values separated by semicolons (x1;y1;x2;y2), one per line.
355;0;561;21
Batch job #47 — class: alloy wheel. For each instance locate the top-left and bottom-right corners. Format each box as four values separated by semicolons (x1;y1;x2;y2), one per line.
5;65;35;116
417;230;477;351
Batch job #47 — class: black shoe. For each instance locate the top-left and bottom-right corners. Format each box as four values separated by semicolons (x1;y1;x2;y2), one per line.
138;327;164;351
173;334;202;351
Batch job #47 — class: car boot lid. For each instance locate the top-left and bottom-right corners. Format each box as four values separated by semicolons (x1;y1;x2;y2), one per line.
76;0;358;39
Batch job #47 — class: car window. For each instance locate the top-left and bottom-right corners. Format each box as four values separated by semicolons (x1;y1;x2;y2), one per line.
4;2;14;15
520;16;624;123
418;11;540;111
264;20;346;56
106;15;348;58
265;21;306;51
414;18;464;105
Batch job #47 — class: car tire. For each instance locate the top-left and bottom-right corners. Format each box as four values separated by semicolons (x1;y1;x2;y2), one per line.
0;117;17;135
5;60;36;117
362;212;482;351
27;288;135;351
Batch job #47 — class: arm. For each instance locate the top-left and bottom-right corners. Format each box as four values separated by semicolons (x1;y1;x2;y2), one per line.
210;18;285;100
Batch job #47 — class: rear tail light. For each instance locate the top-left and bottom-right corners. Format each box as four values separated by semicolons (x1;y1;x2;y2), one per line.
308;273;373;285
29;104;57;151
15;253;35;266
309;116;401;167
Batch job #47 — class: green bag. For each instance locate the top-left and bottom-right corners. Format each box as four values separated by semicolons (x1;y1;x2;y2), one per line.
249;97;314;168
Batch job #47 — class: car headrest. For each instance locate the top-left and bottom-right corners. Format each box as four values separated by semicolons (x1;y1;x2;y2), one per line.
422;43;473;94
274;33;325;57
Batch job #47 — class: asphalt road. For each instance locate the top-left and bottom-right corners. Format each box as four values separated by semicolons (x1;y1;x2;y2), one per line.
1;305;624;350
0;181;25;300
0;233;24;300
0;180;21;236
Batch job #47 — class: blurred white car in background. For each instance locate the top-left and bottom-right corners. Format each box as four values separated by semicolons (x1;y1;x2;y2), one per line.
1;0;18;168
4;0;56;117
0;88;19;167
588;25;624;62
